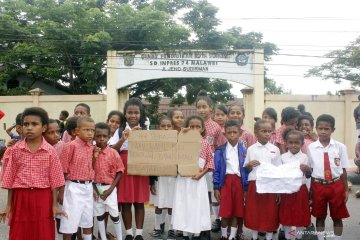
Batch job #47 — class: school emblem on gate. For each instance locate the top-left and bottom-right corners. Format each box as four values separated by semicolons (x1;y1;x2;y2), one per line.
334;158;340;166
235;53;249;66
124;54;135;66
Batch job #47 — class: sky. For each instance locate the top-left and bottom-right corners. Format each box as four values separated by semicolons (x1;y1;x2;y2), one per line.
207;0;360;96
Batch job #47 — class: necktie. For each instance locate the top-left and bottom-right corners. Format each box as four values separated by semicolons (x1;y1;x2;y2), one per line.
324;152;332;181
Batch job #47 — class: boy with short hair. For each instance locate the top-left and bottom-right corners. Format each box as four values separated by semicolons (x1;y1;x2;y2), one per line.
93;122;124;240
213;120;248;240
307;114;350;240
62;103;91;143
59;116;96;240
5;113;23;141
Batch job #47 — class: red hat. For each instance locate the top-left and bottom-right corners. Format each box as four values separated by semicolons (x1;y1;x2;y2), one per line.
0;110;4;120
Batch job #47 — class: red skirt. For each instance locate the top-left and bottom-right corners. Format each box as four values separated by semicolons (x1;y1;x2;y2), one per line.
9;188;55;240
244;181;279;231
117;151;150;203
279;184;311;226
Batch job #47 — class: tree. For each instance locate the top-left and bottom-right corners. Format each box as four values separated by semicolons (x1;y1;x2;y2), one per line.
0;0;281;103
306;36;360;87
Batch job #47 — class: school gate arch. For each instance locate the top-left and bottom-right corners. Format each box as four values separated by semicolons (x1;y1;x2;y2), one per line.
107;49;264;129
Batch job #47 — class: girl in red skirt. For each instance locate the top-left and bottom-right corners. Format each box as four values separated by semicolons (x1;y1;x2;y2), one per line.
0;107;66;240
110;98;149;240
280;130;312;240
244;120;282;240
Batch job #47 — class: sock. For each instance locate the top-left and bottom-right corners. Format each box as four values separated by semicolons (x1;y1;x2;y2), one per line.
296;226;304;239
221;227;228;237
168;214;173;230
229;227;237;239
155;213;162;230
82;234;92;240
135;228;143;236
97;220;107;240
126;228;133;236
334;235;342;240
283;225;292;239
161;210;167;223
212;205;220;219
183;231;189;237
251;230;258;240
317;231;325;240
266;231;273;240
113;219;123;240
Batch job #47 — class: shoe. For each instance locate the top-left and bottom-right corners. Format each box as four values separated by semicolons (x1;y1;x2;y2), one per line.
160;222;165;234
211;219;221;232
134;235;144;240
177;231;183;237
236;232;245;240
182;237;190;240
125;235;134;240
220;237;228;240
168;230;176;239
192;236;201;240
200;230;211;240
278;229;285;240
258;232;265;237
150;229;162;238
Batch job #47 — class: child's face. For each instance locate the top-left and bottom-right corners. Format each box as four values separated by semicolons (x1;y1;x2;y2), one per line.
74;106;90;117
125;105;141;128
76;121;95;143
188;119;204;135
316;121;334;142
298;119;312;135
159;119;172;130
196;100;212;120
228;106;244;123
214;109;227;127
44;122;60;146
59;114;66;121
284;118;298;129
94;128;110;149
172;111;184;130
262;112;276;128
286;134;303;155
15;124;23;136
107;114;121;135
255;122;272;145
225;126;240;146
22;115;47;141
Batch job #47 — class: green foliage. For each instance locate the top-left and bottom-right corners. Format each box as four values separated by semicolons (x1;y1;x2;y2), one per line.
306;36;360;87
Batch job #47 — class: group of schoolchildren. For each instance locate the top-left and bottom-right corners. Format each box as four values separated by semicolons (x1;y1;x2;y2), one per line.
0;90;350;240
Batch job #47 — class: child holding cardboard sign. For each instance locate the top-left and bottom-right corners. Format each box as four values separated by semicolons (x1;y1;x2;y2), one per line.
172;115;214;240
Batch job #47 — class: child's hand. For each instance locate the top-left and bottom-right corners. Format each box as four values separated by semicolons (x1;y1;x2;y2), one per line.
0;205;11;223
132;126;142;131
7;139;17;147
192;172;202;180
309;131;318;141
57;188;64;205
93;146;101;159
214;190;221;202
121;129;130;141
150;184;157;195
93;190;99;201
100;189;112;201
247;160;260;170
181;127;191;133
52;206;67;219
300;164;311;174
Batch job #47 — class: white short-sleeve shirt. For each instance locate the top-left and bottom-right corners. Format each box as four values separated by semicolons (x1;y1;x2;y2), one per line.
225;143;240;176
108;123;140;151
281;151;309;184
244;141;281;181
307;138;350;179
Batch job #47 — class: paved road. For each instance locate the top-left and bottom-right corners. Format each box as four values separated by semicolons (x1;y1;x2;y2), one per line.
1;172;360;240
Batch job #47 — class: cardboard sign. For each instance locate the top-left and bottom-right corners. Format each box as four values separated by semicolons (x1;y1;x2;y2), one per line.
127;130;202;176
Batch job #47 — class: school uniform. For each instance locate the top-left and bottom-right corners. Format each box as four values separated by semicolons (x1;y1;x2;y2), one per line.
307;139;350;219
59;137;95;234
93;146;124;217
149;176;177;208
172;138;214;234
243;141;281;232
109;124;149;203
53;140;66;220
0;138;65;240
213;141;248;218
275;124;286;146
279;151;311;227
239;126;257;149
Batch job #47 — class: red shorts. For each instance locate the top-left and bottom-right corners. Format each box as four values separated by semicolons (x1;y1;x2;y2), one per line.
311;180;349;219
219;174;244;218
279;184;311;226
244;181;279;232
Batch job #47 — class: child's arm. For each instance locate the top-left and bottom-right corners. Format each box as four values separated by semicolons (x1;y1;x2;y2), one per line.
245;160;260;171
52;189;67;219
5;125;15;137
0;189;13;223
192;167;209;180
100;171;122;201
111;128;130;151
341;168;349;202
